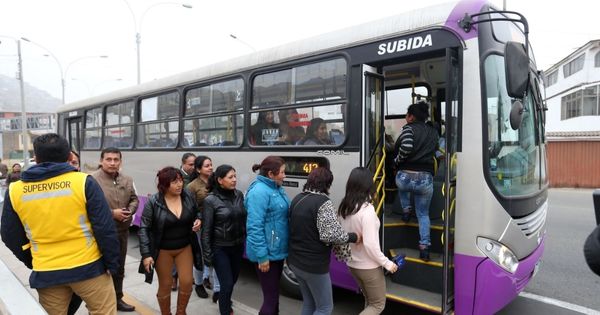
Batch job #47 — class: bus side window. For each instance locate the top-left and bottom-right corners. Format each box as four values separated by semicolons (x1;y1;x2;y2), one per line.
330;129;344;144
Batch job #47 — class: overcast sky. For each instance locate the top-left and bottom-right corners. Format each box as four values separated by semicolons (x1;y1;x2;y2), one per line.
1;0;599;104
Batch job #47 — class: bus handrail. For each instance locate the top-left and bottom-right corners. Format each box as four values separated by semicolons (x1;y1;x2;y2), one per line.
373;147;386;216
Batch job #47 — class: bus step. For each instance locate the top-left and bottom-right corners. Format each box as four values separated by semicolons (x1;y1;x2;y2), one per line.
383;222;444;254
385;276;442;314
387;247;443;294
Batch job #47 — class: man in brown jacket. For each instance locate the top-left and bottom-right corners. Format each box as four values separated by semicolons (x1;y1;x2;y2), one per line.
92;147;139;312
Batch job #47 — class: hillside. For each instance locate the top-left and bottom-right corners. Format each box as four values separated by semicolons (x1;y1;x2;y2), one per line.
0;74;60;113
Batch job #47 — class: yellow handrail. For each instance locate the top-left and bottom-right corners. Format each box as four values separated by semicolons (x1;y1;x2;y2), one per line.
373;148;386;216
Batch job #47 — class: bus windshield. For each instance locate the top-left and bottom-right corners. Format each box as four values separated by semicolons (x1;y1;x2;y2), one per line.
485;54;541;197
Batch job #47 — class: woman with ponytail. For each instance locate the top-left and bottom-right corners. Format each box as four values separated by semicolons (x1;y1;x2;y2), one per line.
245;156;290;315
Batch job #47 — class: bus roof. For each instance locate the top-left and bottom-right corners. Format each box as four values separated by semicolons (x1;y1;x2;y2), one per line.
58;0;486;113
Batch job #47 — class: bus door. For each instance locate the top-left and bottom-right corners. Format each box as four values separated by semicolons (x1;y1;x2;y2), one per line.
66;117;82;153
441;47;460;314
362;64;385;202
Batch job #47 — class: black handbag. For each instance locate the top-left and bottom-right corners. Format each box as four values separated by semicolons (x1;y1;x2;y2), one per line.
138;259;154;284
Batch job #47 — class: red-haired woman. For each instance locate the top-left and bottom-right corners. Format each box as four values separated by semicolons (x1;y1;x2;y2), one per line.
139;167;201;315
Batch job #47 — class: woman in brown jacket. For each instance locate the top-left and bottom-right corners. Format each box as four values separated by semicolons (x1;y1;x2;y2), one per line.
187;156;220;301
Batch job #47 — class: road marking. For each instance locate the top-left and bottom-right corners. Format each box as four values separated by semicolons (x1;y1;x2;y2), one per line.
123;293;155;315
520;292;600;315
233;299;260;314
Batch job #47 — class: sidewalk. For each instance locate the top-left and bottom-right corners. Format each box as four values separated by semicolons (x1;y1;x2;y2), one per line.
0;241;258;315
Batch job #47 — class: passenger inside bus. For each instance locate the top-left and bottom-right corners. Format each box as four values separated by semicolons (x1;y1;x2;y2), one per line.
250;111;280;145
299;118;332;145
278;109;305;145
393;101;439;261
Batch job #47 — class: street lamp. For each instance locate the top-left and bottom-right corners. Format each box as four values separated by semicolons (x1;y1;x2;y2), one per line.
21;37;108;104
0;36;29;168
121;0;192;84
229;34;257;52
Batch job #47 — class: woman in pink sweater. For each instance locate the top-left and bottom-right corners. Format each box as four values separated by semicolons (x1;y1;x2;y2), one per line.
338;167;398;315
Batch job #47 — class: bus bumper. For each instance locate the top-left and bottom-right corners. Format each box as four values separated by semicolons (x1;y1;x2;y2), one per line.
455;237;545;315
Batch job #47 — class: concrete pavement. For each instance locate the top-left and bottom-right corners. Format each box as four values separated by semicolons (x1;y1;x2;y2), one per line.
0;238;258;315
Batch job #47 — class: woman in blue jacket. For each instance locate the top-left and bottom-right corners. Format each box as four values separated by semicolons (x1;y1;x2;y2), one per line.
245;156;290;315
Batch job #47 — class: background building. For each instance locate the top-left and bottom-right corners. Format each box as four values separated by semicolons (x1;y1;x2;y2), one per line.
544;40;600;187
0;74;58;165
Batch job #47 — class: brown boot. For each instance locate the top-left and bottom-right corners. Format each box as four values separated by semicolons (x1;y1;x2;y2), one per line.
157;294;171;315
175;290;192;315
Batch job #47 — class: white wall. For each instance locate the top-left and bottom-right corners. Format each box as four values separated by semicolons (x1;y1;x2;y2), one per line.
544;44;600;133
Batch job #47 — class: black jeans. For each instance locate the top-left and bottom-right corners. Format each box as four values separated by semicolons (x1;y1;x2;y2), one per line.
212;245;244;315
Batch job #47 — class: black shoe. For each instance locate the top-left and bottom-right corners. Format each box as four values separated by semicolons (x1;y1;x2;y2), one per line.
171;276;178;291
116;299;135;312
203;278;212;290
212;292;219;303
195;284;209;298
401;211;411;223
419;246;430;262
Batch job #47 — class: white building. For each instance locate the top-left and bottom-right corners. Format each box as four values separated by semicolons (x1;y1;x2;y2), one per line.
543;40;600;188
544;40;600;134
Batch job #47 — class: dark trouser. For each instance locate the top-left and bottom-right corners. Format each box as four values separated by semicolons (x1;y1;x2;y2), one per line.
212;245;244;315
255;259;284;315
67;293;82;315
113;226;129;300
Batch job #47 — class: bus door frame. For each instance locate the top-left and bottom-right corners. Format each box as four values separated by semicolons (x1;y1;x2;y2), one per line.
66;117;82;154
362;64;386;248
361;65;385;169
442;47;460;314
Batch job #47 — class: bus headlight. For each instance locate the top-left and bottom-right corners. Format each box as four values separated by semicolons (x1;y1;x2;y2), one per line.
476;237;519;274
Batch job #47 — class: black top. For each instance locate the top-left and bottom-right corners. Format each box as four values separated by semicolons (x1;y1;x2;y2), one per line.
139;189;200;260
288;193;335;274
394;121;439;175
201;186;246;266
160;205;194;250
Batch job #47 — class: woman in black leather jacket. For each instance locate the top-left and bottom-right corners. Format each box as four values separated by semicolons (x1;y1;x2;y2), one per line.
201;164;246;315
138;167;201;315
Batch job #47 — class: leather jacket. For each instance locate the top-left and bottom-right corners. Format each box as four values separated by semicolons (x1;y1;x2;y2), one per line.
138;189;200;261
201;187;246;266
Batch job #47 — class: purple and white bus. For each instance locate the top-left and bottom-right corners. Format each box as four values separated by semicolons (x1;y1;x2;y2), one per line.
57;1;547;313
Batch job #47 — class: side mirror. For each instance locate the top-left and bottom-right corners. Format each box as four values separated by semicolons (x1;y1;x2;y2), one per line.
509;100;524;130
505;41;530;98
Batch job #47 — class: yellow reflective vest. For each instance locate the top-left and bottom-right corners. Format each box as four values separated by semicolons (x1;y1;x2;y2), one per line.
9;172;102;271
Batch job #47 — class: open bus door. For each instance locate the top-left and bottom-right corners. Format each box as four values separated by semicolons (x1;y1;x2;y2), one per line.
66;117;82;154
441;47;460;314
362;65;386;211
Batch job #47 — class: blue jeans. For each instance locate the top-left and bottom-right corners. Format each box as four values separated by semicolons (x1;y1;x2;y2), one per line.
289;264;333;315
201;265;220;292
395;170;433;246
213;245;244;315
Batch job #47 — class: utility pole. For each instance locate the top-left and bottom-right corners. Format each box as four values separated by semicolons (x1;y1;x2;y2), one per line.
17;40;30;168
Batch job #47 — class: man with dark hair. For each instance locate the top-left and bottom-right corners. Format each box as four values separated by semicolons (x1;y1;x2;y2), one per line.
92;147;139;312
180;152;196;186
1;133;120;314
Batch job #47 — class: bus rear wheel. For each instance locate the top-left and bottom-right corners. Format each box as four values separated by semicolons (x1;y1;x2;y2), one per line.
280;260;301;299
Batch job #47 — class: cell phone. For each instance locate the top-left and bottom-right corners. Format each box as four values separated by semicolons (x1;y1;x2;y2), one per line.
148;263;154;273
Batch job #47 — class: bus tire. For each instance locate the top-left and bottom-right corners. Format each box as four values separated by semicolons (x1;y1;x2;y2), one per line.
280;260;301;299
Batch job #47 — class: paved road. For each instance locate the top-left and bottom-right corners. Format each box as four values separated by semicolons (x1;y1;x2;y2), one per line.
516;189;600;311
